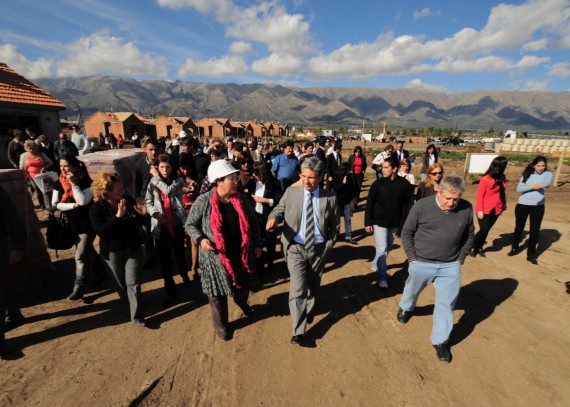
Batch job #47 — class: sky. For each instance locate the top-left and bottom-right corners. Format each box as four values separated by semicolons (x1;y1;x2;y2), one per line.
1;0;569;93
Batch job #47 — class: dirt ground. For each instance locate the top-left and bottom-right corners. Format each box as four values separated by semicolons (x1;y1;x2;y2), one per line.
1;147;569;407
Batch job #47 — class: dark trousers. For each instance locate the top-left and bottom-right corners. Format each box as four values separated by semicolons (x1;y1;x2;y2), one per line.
355;173;364;202
155;224;188;298
208;257;251;330
254;215;277;278
473;209;500;250
513;204;545;256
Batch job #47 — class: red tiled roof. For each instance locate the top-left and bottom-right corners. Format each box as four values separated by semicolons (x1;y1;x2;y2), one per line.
0;62;66;109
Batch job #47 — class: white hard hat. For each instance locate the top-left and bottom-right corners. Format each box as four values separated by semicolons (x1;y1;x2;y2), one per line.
207;160;238;183
179;130;188;138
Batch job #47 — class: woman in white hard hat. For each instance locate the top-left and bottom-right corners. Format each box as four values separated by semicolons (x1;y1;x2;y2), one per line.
185;160;263;340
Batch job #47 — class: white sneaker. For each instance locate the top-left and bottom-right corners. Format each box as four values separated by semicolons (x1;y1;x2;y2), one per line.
378;281;388;289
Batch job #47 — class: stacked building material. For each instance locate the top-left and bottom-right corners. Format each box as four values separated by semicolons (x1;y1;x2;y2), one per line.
80;149;145;197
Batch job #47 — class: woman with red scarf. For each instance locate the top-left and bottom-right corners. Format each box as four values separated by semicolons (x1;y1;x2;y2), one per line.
185;160;262;341
145;154;190;308
52;155;104;300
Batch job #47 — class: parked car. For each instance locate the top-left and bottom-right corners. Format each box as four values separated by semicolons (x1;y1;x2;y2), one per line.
463;137;482;145
442;136;463;146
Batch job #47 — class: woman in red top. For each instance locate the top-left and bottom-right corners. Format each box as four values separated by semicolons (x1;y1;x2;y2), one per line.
348;145;367;206
19;140;53;209
470;156;508;258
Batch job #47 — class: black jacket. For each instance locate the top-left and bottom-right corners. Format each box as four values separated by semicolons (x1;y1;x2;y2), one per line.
89;196;147;259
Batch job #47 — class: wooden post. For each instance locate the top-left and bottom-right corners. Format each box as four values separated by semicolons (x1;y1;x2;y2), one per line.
553;150;565;186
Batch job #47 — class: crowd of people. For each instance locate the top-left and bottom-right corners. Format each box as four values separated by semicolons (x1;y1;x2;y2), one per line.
2;129;554;363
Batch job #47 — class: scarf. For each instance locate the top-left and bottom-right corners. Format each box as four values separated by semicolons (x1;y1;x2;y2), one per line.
160;191;176;238
59;171;87;203
210;189;253;288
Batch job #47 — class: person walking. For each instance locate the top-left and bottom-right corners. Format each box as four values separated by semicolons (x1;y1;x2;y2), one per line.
52;155;104;300
470;156;508;258
508;155;553;264
397;175;474;363
145;154;191;307
365;157;413;288
266;157;340;345
420;144;438;180
185;160;262;341
90;173;148;327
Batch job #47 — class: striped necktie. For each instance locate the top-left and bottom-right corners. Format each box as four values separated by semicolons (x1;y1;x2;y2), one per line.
305;192;315;254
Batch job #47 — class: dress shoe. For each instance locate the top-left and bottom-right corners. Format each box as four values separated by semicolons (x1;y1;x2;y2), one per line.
469;248;477;258
291;334;304;345
478;249;486;258
527;255;538;265
162;296;176;308
507;248;518;257
182;275;192;287
397;308;413;324
67;291;83;301
433;343;452;363
217;327;230;341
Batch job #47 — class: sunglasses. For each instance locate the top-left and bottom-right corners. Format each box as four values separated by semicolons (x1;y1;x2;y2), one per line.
430;171;443;176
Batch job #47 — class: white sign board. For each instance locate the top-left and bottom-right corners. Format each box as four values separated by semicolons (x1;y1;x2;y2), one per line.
464;153;498;175
362;133;372;142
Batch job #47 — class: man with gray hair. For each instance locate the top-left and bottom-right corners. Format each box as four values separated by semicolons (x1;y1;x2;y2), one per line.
397;175;474;363
267;157;340;345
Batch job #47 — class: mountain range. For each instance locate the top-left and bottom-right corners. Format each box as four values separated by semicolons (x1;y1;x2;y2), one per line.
35;76;570;132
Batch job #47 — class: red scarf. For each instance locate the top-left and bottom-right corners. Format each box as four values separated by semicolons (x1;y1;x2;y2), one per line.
59;171;87;203
210;189;253;288
160;191;176;238
59;172;75;203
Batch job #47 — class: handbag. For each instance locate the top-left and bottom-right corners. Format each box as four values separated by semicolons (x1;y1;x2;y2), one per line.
46;211;76;256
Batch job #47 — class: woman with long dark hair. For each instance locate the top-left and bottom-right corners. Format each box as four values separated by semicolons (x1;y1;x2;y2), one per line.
347;145;367;205
52;155;104;300
145;154;190;307
508;156;553;264
248;160;278;279
469;156;508;258
420;144;438;180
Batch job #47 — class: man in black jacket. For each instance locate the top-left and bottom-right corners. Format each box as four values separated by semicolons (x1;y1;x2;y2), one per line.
365;157;413;289
391;140;409;165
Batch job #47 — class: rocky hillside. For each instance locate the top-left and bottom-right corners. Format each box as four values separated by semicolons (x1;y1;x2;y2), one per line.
36;76;570;131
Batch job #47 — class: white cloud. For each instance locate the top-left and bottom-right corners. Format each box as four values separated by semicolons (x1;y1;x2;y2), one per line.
0;43;54;79
413;8;431;21
524;79;549;91
521;38;548;52
157;0;314;57
178;54;248;77
307;0;569;79
229;41;254;55
251;53;302;76
548;62;570;77
405;79;448;93
56;33;168;77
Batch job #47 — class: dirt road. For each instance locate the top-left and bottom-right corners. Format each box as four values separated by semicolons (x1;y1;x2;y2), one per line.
1;159;569;406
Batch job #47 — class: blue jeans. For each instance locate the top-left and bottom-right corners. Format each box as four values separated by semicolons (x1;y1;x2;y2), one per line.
343;204;352;239
399;261;461;345
372;225;398;281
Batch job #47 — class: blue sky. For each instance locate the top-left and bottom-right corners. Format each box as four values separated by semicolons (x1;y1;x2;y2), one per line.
1;0;569;92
